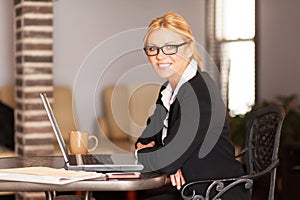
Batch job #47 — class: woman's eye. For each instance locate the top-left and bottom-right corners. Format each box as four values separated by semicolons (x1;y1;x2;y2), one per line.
165;45;176;50
148;47;157;51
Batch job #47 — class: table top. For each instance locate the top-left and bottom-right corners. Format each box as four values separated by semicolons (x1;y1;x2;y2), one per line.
0;156;166;192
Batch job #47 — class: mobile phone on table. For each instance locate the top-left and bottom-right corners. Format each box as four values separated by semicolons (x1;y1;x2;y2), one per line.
106;172;141;179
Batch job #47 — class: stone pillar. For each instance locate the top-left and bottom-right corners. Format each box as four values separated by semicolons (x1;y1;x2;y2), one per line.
14;0;54;199
14;0;54;156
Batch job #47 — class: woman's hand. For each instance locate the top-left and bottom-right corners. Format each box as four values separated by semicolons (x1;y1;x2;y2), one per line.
170;169;186;190
136;141;155;150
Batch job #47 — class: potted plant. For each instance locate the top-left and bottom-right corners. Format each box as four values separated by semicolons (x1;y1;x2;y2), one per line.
230;94;300;148
229;95;300;198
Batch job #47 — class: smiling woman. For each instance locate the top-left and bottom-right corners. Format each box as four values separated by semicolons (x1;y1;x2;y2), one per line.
135;12;250;200
144;28;192;88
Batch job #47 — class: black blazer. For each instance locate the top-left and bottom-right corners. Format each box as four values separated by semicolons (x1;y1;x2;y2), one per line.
136;71;250;199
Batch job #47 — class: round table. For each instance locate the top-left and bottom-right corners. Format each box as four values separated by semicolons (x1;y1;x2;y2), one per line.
0;156;166;199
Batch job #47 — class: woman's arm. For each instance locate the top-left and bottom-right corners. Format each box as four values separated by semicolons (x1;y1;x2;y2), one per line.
135;85;167;148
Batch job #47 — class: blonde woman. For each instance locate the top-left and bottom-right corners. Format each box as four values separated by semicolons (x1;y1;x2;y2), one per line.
135;12;250;200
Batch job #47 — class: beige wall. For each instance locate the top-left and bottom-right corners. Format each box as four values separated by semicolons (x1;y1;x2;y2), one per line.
1;0;300;132
0;0;13;87
0;0;206;134
52;0;206;133
52;0;205;87
258;0;300;103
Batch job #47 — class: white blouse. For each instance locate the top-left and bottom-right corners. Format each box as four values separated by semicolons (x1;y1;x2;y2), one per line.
160;59;198;144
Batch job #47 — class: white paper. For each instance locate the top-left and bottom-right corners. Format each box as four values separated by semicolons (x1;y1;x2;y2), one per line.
0;166;106;185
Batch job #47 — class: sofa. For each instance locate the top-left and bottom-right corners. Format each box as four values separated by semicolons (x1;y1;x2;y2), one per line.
0;83;161;156
98;83;161;153
0;86;77;156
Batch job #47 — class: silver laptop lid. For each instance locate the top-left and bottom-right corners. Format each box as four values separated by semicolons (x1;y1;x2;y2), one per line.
40;92;69;163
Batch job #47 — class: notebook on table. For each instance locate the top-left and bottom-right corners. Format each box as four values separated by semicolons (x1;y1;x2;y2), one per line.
40;92;144;172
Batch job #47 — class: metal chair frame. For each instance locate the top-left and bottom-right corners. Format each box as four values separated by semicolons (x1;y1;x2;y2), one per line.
181;105;285;200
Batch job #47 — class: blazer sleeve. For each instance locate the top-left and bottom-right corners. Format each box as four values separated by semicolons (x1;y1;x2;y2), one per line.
135;85;167;148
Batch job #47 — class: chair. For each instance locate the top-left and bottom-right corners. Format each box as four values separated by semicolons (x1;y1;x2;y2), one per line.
180;105;286;200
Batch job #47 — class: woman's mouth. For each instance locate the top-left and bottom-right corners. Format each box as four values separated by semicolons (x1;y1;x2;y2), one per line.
157;63;172;68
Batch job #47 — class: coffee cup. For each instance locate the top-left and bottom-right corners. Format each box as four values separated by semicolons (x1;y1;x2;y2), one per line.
69;131;98;155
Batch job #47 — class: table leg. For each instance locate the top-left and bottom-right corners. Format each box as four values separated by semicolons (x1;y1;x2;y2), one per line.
83;191;92;200
126;191;137;200
45;191;56;200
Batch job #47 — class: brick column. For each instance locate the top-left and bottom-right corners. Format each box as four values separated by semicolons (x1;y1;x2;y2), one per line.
14;0;54;156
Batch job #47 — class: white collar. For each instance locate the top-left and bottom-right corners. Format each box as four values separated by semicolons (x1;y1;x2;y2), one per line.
161;59;198;110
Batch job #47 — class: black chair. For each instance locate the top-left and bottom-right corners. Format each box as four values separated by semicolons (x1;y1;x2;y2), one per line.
281;140;300;200
181;105;286;200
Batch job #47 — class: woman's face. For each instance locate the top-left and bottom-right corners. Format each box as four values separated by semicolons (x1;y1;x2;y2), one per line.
145;28;192;82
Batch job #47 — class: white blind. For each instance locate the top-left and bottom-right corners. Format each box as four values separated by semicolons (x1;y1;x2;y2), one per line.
207;0;256;116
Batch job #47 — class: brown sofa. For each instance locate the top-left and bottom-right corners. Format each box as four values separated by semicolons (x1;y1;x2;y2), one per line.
0;83;161;156
0;86;77;156
98;83;160;153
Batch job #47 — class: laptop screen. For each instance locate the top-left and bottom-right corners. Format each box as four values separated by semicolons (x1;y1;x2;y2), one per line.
40;92;69;163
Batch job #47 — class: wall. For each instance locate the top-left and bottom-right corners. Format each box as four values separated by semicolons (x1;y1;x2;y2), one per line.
53;0;206;86
1;0;300;134
52;0;206;133
258;0;300;103
0;0;13;86
0;0;205;134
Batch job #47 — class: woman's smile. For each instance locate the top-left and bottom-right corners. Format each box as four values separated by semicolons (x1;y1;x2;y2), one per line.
157;63;172;68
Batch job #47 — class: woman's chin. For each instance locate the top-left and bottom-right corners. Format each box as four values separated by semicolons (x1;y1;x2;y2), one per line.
156;72;173;79
155;68;176;79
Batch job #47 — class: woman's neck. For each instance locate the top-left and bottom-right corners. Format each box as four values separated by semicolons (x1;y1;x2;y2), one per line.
168;59;191;90
169;74;181;90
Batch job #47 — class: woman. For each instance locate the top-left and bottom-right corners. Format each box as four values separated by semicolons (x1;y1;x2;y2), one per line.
136;12;250;199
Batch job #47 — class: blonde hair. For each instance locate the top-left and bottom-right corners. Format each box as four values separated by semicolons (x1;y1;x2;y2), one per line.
144;12;203;71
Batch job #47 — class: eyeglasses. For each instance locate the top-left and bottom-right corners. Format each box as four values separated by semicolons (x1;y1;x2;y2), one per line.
143;42;187;56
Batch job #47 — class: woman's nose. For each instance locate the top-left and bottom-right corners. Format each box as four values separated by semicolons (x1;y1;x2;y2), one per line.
156;49;166;60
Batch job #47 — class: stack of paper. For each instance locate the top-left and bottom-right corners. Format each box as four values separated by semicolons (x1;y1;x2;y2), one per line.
0;166;106;185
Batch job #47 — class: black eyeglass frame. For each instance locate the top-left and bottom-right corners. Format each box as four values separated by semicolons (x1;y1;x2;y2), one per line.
143;42;188;56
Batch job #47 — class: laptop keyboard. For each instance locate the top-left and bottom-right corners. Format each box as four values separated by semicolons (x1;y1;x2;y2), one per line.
82;154;114;164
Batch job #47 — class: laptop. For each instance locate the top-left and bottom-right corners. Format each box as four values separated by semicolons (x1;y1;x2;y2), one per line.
40;92;144;172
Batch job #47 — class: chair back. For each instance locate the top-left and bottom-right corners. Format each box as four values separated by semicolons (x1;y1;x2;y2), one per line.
245;105;285;199
180;105;285;200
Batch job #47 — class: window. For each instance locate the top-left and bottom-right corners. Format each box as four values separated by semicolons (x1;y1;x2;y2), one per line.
207;0;256;116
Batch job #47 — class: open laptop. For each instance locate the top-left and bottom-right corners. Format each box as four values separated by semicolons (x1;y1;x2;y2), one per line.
40;92;144;172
